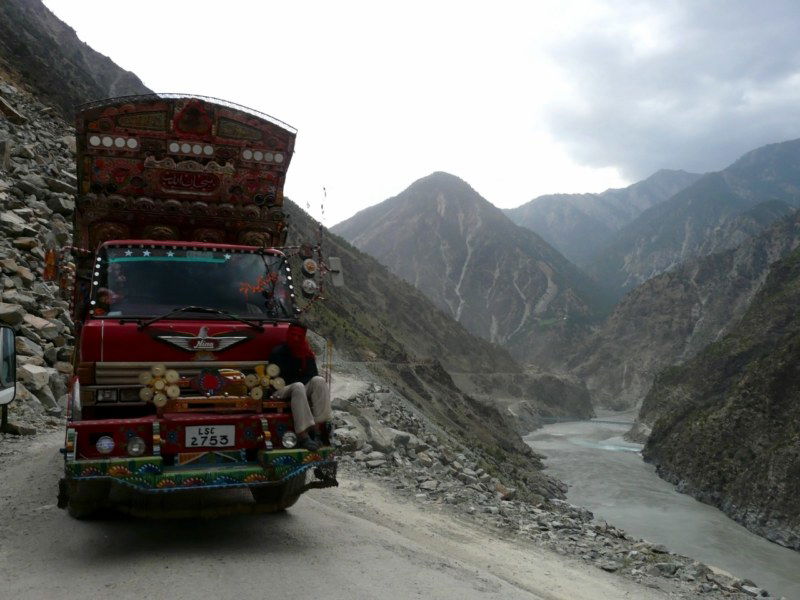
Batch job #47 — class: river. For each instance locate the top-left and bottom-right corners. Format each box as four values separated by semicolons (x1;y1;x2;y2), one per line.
525;419;800;599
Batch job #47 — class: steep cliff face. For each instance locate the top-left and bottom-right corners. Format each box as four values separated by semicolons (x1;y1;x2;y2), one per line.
640;247;800;550
590;139;800;297
0;0;150;118
504;170;700;266
332;172;607;367
569;210;800;409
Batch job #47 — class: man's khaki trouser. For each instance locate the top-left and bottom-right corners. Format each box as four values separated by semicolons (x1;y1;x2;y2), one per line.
274;375;332;433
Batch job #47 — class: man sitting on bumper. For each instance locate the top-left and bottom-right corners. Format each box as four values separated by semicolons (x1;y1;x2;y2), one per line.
270;325;332;451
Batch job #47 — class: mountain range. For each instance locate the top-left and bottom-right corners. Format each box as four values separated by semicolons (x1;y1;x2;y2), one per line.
504;169;701;266
569;209;800;409
588;139;800;296
332;172;608;367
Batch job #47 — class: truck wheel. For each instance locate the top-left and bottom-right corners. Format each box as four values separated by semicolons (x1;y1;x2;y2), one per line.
65;480;110;519
250;471;306;511
68;499;101;519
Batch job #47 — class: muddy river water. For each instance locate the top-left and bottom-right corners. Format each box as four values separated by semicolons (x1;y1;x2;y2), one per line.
525;419;800;599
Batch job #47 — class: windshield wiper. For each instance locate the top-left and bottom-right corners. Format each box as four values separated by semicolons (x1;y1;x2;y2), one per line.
138;306;265;331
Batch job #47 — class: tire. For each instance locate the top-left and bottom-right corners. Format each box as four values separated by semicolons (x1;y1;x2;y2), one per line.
65;480;110;520
250;471;306;511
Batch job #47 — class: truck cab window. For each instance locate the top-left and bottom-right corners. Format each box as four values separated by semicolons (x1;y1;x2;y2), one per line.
91;247;296;320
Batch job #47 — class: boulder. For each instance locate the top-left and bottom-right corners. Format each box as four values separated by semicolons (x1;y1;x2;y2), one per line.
43;176;75;194
33;384;58;410
385;427;412;447
705;565;741;593
333;427;364;451
740;585;765;597
20;173;47;192
415;451;434;468
0;302;24;325
15;266;35;285
23;313;61;340
17;355;44;367
15;335;43;357
12;237;37;250
2;291;36;311
14;381;35;403
54;361;73;375
0;96;27;124
0;258;20;272
60;135;77;154
46;195;74;215
49;370;67;398
0;211;26;232
18;364;52;390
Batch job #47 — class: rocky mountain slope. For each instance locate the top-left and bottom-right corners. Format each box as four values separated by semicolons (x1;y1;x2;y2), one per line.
332;172;608;367
569;210;800;409
0;81;76;433
590;139;800;297
504;170;700;266
639;246;800;550
0;0;150;119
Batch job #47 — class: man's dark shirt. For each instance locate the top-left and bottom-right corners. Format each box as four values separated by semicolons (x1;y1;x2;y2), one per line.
269;344;319;385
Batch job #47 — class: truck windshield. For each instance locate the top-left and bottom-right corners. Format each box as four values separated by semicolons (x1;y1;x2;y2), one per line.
90;247;296;320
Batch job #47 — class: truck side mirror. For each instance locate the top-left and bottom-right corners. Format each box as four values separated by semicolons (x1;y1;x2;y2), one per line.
0;325;16;405
328;257;344;287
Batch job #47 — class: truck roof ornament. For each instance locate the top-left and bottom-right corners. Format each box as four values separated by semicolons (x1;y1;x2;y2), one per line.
74;94;295;251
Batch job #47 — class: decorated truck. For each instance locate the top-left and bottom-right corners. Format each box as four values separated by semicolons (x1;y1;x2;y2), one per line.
56;94;339;518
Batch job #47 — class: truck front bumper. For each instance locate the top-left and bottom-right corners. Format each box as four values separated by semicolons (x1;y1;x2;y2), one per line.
63;447;336;493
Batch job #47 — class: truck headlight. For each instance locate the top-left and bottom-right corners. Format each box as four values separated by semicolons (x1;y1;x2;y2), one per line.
281;431;297;449
301;279;318;298
127;436;146;457
96;436;115;454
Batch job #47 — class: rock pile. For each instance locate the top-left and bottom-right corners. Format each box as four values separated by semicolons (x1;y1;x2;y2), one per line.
331;382;783;600
0;78;75;434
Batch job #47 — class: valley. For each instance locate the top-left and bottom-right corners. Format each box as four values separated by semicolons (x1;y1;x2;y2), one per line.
0;1;799;598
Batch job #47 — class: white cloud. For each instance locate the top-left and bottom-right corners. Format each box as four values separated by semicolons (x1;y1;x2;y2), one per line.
43;0;800;224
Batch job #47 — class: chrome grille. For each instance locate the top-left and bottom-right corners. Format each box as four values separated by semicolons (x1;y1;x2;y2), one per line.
95;361;265;385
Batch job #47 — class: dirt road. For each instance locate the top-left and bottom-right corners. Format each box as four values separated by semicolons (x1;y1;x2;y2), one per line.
0;432;669;600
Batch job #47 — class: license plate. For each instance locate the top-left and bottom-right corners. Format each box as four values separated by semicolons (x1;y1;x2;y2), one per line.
184;425;235;448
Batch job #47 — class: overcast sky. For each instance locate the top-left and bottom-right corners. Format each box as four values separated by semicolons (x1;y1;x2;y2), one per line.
43;0;800;225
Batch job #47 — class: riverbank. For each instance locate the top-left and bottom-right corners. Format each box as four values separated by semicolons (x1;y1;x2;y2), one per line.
526;418;800;600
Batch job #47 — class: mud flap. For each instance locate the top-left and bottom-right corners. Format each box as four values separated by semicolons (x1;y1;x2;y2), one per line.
57;478;68;509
